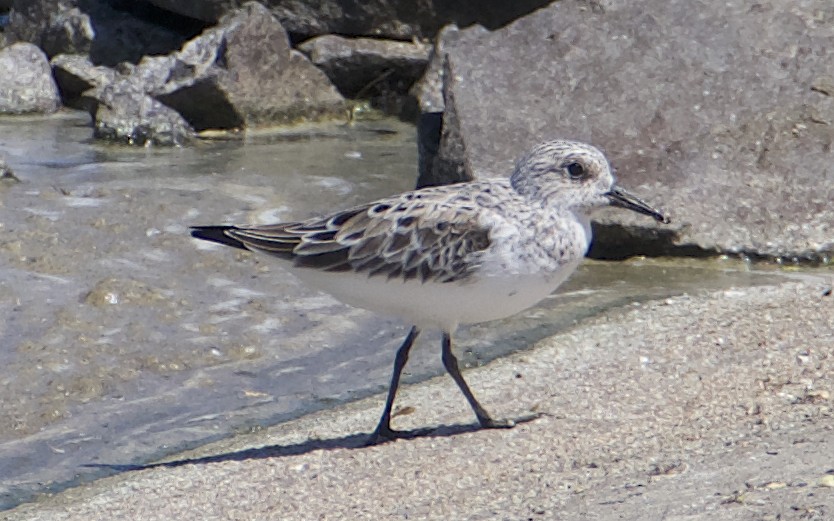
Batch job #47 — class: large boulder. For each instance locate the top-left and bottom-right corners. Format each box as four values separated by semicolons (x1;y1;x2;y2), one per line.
141;0;556;40
298;35;431;98
148;2;346;130
0;42;60;114
298;34;430;114
421;0;834;261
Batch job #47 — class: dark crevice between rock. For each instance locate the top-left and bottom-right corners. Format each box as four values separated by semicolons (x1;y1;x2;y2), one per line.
588;223;832;266
588;224;713;261
155;80;244;132
284;1;556;44
416;112;444;188
290;33;407;46
79;0;207;66
730;250;833;266
415;56;472;188
104;0;209;39
432;1;558;33
346;75;422;123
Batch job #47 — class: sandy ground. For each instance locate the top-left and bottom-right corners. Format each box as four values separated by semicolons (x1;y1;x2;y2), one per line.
5;279;834;521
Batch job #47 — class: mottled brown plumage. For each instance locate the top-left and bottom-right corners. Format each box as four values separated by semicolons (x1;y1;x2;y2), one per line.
204;184;498;283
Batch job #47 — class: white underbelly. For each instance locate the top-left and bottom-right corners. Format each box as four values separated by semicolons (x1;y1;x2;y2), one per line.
287;258;582;331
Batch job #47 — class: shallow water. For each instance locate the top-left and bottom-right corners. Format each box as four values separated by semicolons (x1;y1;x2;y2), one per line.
0;112;823;509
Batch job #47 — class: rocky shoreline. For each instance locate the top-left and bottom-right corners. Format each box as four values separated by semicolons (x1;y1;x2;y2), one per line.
2;0;832;261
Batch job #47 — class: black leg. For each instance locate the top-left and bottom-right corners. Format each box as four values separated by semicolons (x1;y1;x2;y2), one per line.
367;326;420;444
441;332;514;429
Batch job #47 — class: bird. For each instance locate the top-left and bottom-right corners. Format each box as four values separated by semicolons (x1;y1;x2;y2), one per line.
191;140;669;443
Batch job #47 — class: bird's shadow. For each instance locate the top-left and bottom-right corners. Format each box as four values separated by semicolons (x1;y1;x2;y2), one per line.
84;414;541;473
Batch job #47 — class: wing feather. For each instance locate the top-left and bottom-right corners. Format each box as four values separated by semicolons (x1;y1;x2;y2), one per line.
218;187;493;283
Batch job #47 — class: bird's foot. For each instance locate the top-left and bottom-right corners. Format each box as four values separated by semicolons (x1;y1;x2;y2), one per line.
364;425;399;446
365;424;437;446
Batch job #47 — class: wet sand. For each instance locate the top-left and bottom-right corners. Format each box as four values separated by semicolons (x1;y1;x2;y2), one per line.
0;112;421;506
6;279;833;520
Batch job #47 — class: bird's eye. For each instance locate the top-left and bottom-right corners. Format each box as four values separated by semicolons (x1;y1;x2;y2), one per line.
565;162;586;180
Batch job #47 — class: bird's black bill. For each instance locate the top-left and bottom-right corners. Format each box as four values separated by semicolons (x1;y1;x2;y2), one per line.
606;186;670;224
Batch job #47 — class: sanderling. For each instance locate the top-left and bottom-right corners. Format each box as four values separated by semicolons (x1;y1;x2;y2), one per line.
191;140;669;443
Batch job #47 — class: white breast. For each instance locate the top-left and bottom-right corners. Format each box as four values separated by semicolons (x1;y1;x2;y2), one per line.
288;260;582;331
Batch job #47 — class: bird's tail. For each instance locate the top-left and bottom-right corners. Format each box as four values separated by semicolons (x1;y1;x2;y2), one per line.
190;226;248;250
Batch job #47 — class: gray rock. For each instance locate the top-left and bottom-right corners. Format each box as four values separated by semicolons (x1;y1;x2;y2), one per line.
298;35;430;99
39;6;94;57
142;0;556;40
0;42;60;114
148;2;345;130
6;0;196;65
428;0;834;261
4;0;71;44
90;79;194;146
411;24;485;114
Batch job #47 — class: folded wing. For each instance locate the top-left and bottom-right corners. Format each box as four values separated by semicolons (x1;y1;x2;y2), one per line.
192;189;492;284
